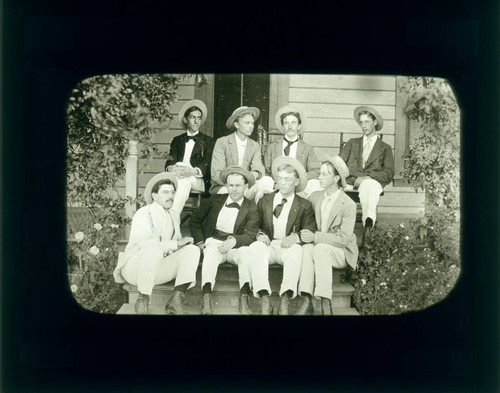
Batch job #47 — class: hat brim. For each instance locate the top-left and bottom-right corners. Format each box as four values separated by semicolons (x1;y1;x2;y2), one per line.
144;172;179;204
354;106;384;131
271;156;308;193
220;166;255;188
318;154;349;189
274;105;306;134
225;107;260;130
178;99;208;129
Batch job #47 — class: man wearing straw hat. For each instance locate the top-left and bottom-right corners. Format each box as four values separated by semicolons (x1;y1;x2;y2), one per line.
243;157;316;315
164;99;215;214
297;155;359;315
190;166;259;315
210;106;274;202
339;106;395;233
263;105;321;199
113;173;200;315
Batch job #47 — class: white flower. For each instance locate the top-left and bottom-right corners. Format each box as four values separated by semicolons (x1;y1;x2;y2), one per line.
405;236;410;240
71;284;78;293
402;270;407;276
361;279;366;285
89;246;100;256
110;224;119;229
430;226;434;230
380;282;387;286
75;232;84;242
399;304;404;308
433;269;437;273
399;223;405;228
93;223;103;231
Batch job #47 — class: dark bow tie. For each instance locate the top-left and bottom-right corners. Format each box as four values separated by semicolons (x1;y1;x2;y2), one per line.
225;202;240;210
186;134;198;141
284;138;297;156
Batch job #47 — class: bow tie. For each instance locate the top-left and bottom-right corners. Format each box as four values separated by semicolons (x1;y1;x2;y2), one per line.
225;202;240;210
186;135;198;141
284;138;297;156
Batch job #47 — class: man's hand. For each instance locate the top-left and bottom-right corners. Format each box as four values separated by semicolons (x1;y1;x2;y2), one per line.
300;229;315;243
256;233;271;246
168;165;183;177
218;238;236;254
354;176;370;188
280;234;298;249
179;166;199;178
178;237;194;248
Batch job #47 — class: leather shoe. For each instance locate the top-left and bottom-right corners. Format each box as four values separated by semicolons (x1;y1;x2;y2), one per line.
278;292;291;315
201;293;212;315
260;294;273;315
239;294;253;315
135;293;149;315
321;298;333;316
165;290;185;315
295;295;314;315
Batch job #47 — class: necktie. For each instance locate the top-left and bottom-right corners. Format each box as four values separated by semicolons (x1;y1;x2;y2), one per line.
284;138;297;156
225;202;240;210
362;139;371;167
273;198;287;218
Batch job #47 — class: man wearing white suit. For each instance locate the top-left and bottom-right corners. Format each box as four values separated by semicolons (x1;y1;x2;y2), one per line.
297;155;359;315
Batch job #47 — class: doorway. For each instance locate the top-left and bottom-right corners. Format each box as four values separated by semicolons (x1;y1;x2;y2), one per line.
213;74;270;141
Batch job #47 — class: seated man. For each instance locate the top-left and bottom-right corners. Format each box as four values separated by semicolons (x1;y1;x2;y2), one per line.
339;106;395;234
264;105;321;199
189;166;259;315
243;157;317;315
113;173;200;315
297;156;359;315
164;99;215;214
210;106;274;203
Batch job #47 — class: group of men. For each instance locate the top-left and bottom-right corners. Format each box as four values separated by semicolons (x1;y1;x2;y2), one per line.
113;99;394;315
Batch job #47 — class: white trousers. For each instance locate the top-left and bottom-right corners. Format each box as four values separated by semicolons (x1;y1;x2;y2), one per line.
245;240;303;298
201;237;250;290
217;175;275;204
121;244;200;296
346;178;383;226
298;243;347;300
170;176;205;215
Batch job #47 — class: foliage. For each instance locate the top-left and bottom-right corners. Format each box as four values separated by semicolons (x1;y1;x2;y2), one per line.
399;77;460;211
66;74;189;313
351;221;460;315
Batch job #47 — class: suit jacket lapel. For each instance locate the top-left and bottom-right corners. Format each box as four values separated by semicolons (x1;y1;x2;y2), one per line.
313;193;323;230
326;196;343;230
295;140;304;160
356;137;363;169
263;193;275;238
228;134;239;165
233;198;249;234
364;137;383;168
286;195;300;235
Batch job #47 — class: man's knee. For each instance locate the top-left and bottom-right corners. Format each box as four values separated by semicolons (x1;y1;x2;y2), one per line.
312;244;331;263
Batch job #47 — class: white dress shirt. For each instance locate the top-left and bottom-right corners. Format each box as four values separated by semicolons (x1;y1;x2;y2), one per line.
234;134;248;167
362;134;378;167
272;192;295;240
320;189;341;232
181;131;202;177
215;196;243;234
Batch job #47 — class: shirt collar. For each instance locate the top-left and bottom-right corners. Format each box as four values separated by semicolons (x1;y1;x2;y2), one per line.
226;195;244;206
276;191;295;203
323;189;341;201
234;133;247;146
284;135;299;142
186;131;199;137
363;134;377;145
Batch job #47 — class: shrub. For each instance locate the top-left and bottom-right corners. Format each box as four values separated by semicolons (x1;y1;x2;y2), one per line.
351;221;460;315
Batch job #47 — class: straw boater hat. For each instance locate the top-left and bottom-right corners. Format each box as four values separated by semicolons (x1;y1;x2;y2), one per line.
144;172;178;204
320;155;349;189
271;156;308;193
354;106;384;131
225;106;260;130
220;166;255;188
274;105;307;134
178;99;208;129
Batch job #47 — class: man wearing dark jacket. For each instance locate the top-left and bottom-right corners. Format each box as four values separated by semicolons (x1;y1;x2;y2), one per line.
164;99;215;214
339;106;394;230
189;166;259;315
243;157;317;315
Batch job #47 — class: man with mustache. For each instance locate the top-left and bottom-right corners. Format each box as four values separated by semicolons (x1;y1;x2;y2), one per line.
113;173;200;315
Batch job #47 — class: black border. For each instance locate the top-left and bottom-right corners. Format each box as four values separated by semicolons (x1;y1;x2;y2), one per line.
3;1;499;392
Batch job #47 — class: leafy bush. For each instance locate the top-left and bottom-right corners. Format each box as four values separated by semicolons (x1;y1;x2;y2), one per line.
351;221;460;315
399;77;460;212
66;74;184;313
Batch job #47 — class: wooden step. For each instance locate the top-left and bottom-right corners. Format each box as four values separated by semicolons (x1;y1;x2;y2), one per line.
117;301;359;316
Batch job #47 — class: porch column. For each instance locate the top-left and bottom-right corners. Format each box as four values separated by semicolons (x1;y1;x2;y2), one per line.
125;139;138;239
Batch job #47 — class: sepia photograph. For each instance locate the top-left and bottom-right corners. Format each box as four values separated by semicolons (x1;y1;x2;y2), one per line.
66;73;460;316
